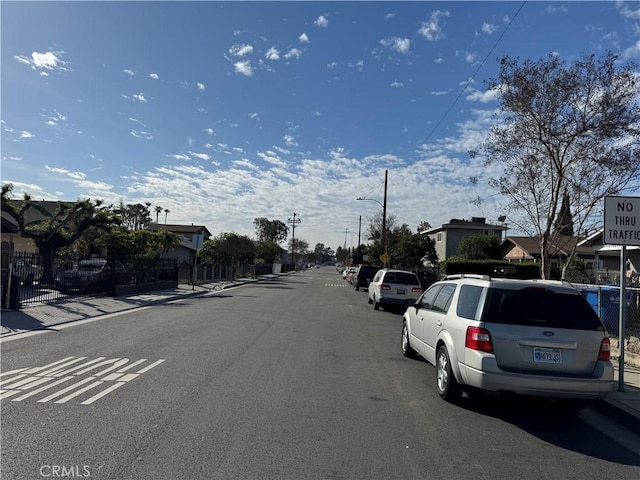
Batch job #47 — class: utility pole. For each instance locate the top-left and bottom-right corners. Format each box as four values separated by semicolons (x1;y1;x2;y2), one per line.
382;169;388;267
357;216;361;263
288;213;301;270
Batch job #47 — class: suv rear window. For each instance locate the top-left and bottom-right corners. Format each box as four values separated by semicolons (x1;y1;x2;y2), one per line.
483;287;604;330
357;266;378;277
383;272;420;285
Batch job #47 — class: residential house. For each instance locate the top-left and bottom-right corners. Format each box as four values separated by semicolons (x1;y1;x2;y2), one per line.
501;235;595;268
145;223;212;281
577;229;639;285
424;217;508;262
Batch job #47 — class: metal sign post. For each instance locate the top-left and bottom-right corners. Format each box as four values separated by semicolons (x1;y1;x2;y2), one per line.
604;196;640;392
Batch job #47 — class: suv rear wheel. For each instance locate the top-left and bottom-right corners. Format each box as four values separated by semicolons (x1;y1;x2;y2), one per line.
436;345;461;401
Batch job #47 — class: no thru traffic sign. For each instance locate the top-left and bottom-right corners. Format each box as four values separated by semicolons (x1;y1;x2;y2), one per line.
604;196;640;246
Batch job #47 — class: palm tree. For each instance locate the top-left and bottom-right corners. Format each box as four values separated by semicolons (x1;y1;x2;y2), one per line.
155;205;163;224
164;209;170;224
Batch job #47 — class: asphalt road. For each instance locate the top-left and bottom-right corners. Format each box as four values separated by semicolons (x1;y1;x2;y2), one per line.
2;266;640;479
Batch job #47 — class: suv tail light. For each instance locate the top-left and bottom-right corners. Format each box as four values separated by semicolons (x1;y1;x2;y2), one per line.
466;327;493;353
380;284;391;290
411;287;423;293
598;338;611;361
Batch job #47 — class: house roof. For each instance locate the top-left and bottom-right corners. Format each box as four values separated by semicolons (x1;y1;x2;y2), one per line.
425;217;508;234
502;235;592;257
146;223;212;237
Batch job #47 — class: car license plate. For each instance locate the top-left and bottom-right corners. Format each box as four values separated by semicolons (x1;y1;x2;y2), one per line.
396;289;406;295
533;347;562;364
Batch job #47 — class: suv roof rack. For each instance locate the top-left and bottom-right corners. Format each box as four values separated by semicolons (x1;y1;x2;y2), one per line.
444;273;491;281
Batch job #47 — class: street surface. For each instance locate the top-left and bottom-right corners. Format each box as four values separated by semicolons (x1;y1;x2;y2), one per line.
2;266;640;479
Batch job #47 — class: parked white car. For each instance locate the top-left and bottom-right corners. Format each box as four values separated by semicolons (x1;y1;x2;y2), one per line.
401;274;614;409
367;269;423;310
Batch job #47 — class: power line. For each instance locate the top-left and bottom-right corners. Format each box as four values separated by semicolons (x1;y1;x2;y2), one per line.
419;1;527;146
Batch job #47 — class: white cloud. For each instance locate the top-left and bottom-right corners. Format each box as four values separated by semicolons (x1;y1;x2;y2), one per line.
249;112;260;120
229;44;254;57
284;48;302;60
542;5;568;15
132;93;147;102
434;57;444;64
390;81;404;88
385;13;396;21
189;151;211;161
131;130;154;140
257;151;286;167
481;22;497;35
204;128;215;135
14;50;69;73
466;88;500;103
20;131;35;138
464;51;479;64
166;154;190;161
380;37;411;55
299;33;310;43
327;61;338;69
265;47;280;61
431;90;448;96
418;10;450;41
623;39;640;58
150;73;159;79
617;1;640;19
234;60;254;76
314;15;329;27
123;69;135;76
46;165;86;180
197;83;206;91
283;134;298;146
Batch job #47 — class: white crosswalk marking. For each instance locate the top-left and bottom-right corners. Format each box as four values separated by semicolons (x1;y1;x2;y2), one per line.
1;356;164;405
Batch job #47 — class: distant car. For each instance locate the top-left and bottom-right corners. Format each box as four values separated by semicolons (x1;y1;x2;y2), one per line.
13;258;42;286
352;265;379;291
54;259;126;292
368;269;423;310
401;274;614;408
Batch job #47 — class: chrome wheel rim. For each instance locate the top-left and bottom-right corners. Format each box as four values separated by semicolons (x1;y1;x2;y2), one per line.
401;325;408;352
437;351;448;392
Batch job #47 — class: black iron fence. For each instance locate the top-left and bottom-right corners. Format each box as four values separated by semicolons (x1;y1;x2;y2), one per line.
2;250;178;308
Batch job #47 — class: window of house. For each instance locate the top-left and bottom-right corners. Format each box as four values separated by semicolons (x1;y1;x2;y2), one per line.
437;233;442;241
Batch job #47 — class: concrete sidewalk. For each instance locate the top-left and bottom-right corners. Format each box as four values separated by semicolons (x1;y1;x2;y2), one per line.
2;272;640;437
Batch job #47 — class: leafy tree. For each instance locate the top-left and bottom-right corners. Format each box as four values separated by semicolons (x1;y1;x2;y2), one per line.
200;233;256;265
457;235;502;261
95;228;180;259
1;183;120;280
253;217;289;244
553;190;574;236
115;201;152;230
367;211;397;254
312;243;334;264
389;224;438;269
335;246;349;264
478;51;640;279
290;238;309;256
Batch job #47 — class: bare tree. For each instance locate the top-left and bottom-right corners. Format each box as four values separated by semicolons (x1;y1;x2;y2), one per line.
479;52;640;279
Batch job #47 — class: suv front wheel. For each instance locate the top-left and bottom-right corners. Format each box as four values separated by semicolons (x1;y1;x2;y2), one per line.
436;345;461;402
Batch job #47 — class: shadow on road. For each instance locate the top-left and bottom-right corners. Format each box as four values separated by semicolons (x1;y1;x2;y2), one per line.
453;391;640;466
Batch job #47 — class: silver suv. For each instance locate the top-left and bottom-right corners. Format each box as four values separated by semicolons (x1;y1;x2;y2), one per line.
401;274;614;407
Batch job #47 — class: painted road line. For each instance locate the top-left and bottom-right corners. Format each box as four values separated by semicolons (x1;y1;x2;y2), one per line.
0;375;28;388
74;358;123;376
116;359;147;373
22;357;79;375
80;382;126;405
37;377;97;403
136;359;165;374
94;359;131;377
54;381;104;404
11;376;74;401
118;373;139;382
38;357;88;377
52;357;106;377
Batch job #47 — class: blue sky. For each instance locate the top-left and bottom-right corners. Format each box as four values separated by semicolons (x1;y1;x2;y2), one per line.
2;1;639;252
